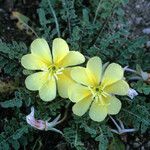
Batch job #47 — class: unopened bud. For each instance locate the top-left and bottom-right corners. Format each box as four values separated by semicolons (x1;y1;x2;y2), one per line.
127;88;138;99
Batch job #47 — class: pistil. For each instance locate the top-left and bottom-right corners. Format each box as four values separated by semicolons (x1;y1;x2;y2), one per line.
48;65;64;80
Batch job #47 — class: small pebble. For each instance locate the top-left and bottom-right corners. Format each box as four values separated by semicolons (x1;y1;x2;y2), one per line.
146;141;150;147
146;41;150;47
135;17;142;25
141;146;145;150
133;142;140;148
143;28;150;34
136;5;140;9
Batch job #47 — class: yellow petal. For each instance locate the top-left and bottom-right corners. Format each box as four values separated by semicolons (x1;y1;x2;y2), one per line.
57;68;74;98
59;51;85;67
72;96;93;116
52;38;69;64
105;80;129;95
100;95;111;105
68;83;91;102
39;76;56;101
102;63;123;87
25;72;49;91
31;38;52;64
89;100;107;122
107;96;121;115
71;67;93;86
86;57;102;85
21;54;49;70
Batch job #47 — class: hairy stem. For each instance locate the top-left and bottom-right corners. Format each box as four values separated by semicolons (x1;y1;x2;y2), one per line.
47;0;60;37
93;0;102;24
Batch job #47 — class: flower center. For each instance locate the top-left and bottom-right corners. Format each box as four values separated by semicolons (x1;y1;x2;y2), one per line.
89;85;109;105
48;64;64;80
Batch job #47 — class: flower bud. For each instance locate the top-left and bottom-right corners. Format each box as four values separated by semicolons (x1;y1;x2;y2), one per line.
127;88;138;99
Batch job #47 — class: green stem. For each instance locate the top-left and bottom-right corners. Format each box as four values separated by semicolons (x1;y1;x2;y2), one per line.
25;23;39;38
61;0;71;37
32;137;41;150
91;3;116;48
93;0;103;24
56;101;70;125
47;0;61;37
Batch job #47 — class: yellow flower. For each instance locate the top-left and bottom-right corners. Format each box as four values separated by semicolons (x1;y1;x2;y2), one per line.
69;57;129;122
21;38;85;101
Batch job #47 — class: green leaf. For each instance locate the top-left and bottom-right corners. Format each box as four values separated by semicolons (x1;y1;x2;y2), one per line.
37;8;50;27
0;99;22;108
13;126;28;140
109;137;125;150
9;139;20;150
0;142;9;150
95;134;108;150
134;81;150;95
82;9;89;24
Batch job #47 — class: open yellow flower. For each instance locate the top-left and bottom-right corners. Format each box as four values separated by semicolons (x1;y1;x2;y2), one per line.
69;57;129;122
21;38;85;101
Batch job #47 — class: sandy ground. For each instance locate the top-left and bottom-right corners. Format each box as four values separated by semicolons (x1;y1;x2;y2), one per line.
125;0;150;39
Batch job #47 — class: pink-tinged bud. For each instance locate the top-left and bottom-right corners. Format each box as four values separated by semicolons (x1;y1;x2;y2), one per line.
26;107;45;130
26;107;63;134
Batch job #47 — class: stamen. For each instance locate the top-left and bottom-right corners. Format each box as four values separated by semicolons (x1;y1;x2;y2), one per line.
56;72;63;75
41;66;49;71
88;85;110;105
102;91;109;97
54;74;58;80
48;74;52;80
95;97;99;103
47;65;64;80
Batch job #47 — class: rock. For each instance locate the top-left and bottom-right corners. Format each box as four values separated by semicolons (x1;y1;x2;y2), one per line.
146;41;150;47
143;28;150;34
136;5;140;9
135;17;143;24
